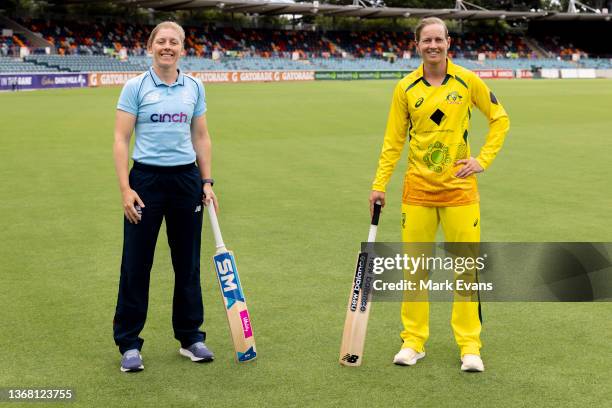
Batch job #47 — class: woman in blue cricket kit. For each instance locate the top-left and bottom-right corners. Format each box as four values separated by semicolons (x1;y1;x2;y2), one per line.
112;21;218;372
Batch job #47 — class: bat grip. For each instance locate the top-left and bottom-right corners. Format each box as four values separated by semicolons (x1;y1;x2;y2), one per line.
371;201;382;226
206;203;226;250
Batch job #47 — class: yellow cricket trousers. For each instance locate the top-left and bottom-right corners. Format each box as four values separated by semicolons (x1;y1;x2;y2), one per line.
400;203;482;357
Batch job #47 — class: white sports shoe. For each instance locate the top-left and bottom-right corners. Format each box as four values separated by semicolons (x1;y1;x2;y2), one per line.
461;354;485;372
393;347;425;366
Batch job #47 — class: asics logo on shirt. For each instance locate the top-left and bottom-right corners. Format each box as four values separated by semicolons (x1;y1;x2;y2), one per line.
150;112;188;123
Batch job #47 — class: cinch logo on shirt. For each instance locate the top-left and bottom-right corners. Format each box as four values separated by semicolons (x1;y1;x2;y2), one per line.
150;112;188;123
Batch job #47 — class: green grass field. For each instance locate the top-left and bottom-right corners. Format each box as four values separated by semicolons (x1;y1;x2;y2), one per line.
1;79;611;407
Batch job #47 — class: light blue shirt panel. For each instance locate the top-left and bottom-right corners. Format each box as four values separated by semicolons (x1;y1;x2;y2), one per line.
116;68;207;166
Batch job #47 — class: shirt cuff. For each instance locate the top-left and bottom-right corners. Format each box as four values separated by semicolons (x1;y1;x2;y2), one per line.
371;184;386;193
475;156;488;170
117;105;137;116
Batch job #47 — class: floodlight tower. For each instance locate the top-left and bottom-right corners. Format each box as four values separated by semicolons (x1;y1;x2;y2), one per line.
353;0;386;8
455;0;489;34
455;0;488;11
567;0;603;13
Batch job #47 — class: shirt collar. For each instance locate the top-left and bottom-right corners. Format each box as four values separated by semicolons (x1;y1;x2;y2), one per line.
445;58;459;77
149;67;185;87
416;58;458;83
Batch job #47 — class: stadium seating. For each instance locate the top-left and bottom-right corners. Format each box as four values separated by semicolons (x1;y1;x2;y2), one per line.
0;56;58;72
18;19;338;59
1;18;606;73
450;32;531;59
24;55;147;72
533;35;587;60
169;56;316;71
327;30;532;60
452;57;577;70
579;58;612;69
20;19;149;56
184;26;338;58
131;55;414;71
128;55;579;71
0;54;586;74
308;57;417;71
12;19;547;60
1;33;31;57
325;30;412;58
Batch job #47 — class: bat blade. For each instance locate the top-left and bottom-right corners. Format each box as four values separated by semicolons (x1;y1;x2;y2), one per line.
339;201;381;367
339;251;374;366
213;250;257;362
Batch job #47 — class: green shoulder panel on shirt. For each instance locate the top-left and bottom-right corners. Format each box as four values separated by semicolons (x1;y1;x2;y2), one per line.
400;70;422;93
454;75;468;89
451;64;477;89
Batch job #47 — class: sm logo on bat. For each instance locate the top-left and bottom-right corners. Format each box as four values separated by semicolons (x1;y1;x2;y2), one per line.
214;252;246;309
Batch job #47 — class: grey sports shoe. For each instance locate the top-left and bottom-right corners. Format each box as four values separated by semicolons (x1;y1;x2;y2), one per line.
120;349;144;372
179;342;214;362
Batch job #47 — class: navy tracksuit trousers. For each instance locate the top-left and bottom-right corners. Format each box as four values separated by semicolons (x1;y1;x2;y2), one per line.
113;161;205;353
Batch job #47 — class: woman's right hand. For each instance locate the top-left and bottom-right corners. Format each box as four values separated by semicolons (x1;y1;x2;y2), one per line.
122;188;145;224
369;190;386;217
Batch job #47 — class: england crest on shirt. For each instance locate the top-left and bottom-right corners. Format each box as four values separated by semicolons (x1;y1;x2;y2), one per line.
143;92;161;104
182;90;195;105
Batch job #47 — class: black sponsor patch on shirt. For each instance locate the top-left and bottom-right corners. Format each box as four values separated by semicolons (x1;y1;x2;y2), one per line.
490;91;498;105
430;109;445;126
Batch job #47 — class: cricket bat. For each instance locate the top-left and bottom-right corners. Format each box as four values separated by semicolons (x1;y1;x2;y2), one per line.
207;204;257;362
339;201;382;367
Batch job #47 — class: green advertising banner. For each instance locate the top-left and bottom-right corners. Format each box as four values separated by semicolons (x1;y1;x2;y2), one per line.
314;71;409;80
314;71;337;80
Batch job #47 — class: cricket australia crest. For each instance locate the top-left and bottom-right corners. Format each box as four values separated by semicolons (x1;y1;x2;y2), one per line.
446;91;463;104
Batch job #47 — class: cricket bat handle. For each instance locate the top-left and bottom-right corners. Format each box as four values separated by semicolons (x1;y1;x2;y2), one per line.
206;203;226;251
367;201;382;243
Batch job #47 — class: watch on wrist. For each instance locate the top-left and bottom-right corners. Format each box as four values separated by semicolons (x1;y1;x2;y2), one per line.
202;178;215;187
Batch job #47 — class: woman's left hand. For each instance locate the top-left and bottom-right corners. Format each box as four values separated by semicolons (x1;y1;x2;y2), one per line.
203;185;218;212
455;157;484;178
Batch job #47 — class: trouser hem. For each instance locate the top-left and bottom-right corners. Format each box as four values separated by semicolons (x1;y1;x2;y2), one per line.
400;341;425;353
460;346;481;357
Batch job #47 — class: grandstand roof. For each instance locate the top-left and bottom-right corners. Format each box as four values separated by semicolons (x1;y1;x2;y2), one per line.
69;0;612;21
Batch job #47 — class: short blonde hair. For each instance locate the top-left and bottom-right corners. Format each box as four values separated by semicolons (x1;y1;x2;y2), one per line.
415;17;449;41
147;21;185;49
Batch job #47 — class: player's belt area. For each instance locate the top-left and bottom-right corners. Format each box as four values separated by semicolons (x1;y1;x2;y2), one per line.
133;161;196;173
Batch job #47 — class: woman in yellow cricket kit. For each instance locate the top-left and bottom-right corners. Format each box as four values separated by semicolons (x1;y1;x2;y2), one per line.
369;17;510;372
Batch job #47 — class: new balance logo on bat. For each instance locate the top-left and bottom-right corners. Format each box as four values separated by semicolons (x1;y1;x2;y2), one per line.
350;253;368;312
341;354;359;364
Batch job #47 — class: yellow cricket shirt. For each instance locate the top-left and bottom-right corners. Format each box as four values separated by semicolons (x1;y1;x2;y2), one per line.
372;59;510;206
